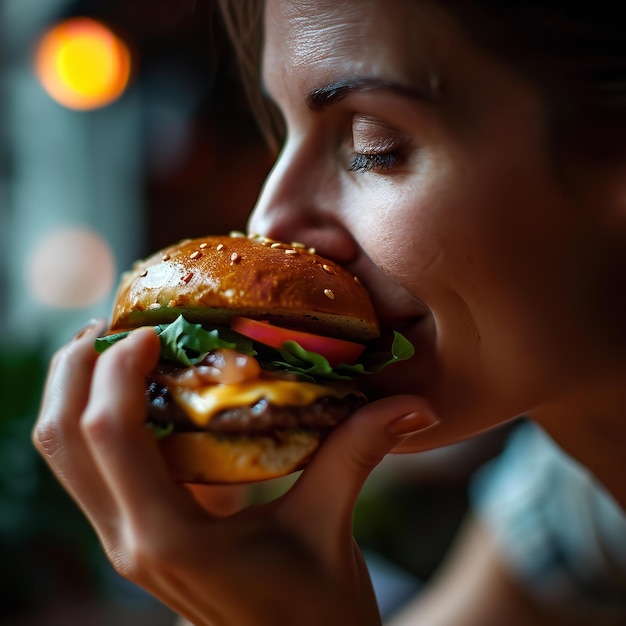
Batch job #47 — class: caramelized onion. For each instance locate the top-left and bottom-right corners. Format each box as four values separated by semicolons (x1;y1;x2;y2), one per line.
157;348;261;390
199;349;261;384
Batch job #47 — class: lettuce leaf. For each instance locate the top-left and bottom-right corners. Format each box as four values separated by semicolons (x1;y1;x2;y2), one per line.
95;315;414;381
147;422;175;439
157;316;255;365
270;332;414;382
95;316;255;366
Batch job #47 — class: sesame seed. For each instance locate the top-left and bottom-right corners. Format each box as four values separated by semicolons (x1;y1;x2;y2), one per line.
229;230;246;238
308;247;316;254
324;289;335;300
190;250;202;260
182;271;194;283
139;269;148;277
291;241;306;249
216;243;224;251
149;303;161;310
354;276;362;286
251;234;271;244
322;264;334;274
285;248;298;255
230;252;241;264
270;242;282;249
162;253;171;261
199;242;208;249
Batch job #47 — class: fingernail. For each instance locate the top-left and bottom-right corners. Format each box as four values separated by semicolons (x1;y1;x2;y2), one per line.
387;411;440;437
74;317;108;340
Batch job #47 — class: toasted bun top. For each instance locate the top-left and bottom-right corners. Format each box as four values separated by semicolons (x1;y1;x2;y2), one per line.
111;234;379;342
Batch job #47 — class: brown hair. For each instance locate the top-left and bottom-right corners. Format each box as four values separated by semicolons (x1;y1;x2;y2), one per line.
216;0;283;152
452;1;626;160
216;0;626;160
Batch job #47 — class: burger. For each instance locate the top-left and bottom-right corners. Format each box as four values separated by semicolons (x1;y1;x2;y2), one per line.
96;233;413;484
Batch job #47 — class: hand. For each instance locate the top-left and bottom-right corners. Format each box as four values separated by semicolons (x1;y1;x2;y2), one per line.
33;322;437;626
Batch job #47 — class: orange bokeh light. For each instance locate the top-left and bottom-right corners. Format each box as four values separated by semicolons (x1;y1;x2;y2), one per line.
35;17;131;111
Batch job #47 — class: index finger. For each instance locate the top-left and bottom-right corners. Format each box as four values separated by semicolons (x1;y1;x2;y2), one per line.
82;327;202;526
36;318;108;427
33;318;120;525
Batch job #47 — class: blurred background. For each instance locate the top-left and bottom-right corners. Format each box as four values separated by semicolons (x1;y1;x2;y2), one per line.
0;1;268;623
0;1;507;623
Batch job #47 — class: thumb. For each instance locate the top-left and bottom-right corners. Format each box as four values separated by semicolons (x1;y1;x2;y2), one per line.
282;395;439;548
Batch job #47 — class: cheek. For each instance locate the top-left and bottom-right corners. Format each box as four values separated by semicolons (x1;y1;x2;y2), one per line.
362;172;592;411
349;178;449;287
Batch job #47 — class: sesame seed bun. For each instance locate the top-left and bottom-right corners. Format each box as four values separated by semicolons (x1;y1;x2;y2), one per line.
111;233;379;341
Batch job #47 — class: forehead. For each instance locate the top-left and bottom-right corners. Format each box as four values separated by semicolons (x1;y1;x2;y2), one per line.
262;0;464;96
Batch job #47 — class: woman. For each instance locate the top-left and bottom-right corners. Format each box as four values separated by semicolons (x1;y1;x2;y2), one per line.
34;1;626;624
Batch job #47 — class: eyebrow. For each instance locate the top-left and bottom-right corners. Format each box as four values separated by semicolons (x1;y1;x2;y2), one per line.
305;76;435;110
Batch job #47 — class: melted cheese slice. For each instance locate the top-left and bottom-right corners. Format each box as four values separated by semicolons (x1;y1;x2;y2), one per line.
171;380;363;427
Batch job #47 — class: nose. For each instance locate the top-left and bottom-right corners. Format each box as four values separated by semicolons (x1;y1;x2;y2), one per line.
247;140;359;264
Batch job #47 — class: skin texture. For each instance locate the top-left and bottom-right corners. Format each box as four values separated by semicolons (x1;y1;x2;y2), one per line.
34;1;626;624
252;0;626;503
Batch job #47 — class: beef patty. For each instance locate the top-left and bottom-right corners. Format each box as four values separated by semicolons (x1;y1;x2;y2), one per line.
146;379;366;436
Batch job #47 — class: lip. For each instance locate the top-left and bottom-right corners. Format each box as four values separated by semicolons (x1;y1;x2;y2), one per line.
355;269;431;335
355;277;438;399
351;260;430;324
365;312;437;399
340;252;438;395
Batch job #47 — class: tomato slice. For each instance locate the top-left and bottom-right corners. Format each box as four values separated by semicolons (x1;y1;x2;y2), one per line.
231;317;365;366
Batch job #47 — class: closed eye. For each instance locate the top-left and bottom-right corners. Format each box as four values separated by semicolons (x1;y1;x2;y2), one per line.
348;152;399;172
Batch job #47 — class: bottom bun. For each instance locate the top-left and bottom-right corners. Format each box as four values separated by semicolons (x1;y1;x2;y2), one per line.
158;431;322;484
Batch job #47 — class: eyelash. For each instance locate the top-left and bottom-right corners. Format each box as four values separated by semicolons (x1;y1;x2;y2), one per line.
349;151;399;173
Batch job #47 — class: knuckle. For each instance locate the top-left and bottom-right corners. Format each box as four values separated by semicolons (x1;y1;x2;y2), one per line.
33;342;97;462
347;447;386;475
81;406;117;442
32;418;64;460
33;407;76;462
108;528;180;584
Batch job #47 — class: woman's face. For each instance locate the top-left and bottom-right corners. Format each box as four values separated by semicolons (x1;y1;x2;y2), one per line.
248;0;622;448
